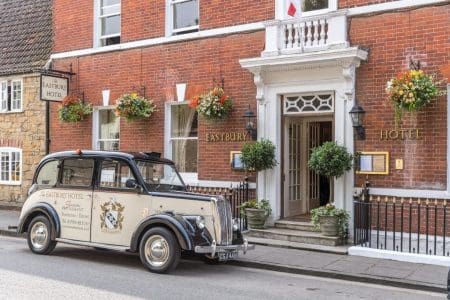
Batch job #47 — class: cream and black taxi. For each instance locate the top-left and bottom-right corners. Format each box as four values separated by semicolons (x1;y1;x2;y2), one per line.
18;150;253;273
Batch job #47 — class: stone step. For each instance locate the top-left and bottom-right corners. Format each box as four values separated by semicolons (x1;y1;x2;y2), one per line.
245;236;348;255
274;220;318;232
246;228;342;246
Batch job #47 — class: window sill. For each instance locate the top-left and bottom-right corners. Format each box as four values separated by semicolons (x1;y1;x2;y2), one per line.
0;110;24;114
0;182;22;186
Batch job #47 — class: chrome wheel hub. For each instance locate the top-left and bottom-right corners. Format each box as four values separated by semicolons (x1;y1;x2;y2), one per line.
144;235;170;267
30;222;48;250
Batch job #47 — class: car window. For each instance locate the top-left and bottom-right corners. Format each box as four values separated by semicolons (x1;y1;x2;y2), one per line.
61;158;94;187
100;159;135;189
36;160;59;186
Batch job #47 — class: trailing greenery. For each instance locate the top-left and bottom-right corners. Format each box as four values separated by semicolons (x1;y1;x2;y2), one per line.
241;139;278;172
58;95;92;122
307;141;352;178
115;93;157;121
189;86;233;120
239;199;271;216
310;203;349;237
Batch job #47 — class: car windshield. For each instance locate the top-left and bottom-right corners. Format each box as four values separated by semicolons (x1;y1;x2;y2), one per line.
135;160;186;192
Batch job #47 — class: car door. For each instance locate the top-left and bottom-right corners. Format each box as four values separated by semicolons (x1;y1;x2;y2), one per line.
91;158;149;247
53;157;95;242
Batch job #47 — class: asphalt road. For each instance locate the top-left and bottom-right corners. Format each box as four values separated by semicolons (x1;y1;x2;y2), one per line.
0;236;445;300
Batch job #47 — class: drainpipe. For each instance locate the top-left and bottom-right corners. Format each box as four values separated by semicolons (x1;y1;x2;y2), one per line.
44;58;53;155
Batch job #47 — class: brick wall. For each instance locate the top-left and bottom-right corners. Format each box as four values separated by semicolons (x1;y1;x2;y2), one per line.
339;0;396;9
351;5;450;189
0;76;46;206
50;32;264;182
53;0;273;53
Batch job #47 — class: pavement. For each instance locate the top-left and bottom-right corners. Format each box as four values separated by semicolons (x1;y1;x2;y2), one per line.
1;208;448;294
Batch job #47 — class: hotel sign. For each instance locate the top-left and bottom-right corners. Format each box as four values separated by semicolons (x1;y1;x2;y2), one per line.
380;128;422;141
40;74;68;102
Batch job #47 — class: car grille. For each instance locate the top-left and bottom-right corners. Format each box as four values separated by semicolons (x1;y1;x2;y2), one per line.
216;196;233;246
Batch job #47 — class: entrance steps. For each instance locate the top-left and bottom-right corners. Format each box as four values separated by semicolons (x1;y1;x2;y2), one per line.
245;220;348;254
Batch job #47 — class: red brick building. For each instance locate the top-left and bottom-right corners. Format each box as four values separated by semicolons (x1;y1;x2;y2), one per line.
50;0;449;254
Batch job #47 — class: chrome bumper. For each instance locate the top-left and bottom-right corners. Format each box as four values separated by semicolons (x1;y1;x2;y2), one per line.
194;239;255;257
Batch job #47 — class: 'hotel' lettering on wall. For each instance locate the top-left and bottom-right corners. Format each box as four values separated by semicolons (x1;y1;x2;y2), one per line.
380;129;422;141
206;132;248;142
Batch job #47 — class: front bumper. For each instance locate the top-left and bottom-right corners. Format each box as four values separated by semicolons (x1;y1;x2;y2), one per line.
194;239;255;259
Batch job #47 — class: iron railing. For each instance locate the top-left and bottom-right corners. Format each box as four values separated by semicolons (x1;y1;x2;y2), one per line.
187;177;252;231
354;196;450;256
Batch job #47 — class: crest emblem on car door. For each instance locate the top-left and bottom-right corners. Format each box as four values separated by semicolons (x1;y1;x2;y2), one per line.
100;200;125;232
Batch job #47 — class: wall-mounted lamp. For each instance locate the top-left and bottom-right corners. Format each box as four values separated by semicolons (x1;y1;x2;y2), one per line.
349;104;366;140
102;89;110;106
243;105;257;140
176;83;187;102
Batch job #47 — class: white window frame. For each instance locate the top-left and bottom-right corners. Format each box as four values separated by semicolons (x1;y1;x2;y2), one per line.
92;106;120;151
166;0;200;37
0;79;23;113
164;101;198;184
94;0;121;48
0;147;22;185
278;0;338;19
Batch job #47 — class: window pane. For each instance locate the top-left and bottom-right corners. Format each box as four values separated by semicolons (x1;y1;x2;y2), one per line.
12;82;21;110
101;0;120;15
62;159;94;186
1;152;9;181
1;82;7;111
11;152;20;182
302;0;328;12
101;15;121;36
173;0;199;29
172;139;197;173
37;160;59;186
171;105;197;138
99;109;119;139
102;0;120;7
100;160;135;189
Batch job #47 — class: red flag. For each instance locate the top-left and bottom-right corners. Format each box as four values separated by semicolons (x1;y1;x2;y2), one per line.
287;2;297;17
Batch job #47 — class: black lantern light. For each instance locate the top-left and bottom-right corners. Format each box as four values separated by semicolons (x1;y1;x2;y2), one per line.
243;104;257;140
349;104;366;140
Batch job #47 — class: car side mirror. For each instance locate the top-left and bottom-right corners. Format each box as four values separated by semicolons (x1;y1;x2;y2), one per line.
125;179;143;193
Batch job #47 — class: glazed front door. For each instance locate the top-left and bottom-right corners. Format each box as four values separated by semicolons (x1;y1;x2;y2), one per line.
283;118;304;217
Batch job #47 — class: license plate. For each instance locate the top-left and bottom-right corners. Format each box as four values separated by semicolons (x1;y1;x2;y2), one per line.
218;251;238;261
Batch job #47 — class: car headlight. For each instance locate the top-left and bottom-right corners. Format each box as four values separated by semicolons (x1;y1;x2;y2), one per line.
232;218;239;231
196;216;205;230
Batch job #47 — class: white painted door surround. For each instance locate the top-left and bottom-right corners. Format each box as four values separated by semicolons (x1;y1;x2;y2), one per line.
240;47;368;224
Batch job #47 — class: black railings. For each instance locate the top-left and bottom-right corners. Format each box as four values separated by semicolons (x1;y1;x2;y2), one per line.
354;197;450;256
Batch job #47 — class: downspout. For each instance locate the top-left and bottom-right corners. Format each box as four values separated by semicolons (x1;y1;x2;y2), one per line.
44;58;53;155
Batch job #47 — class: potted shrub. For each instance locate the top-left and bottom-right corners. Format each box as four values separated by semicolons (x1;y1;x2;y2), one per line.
240;139;277;172
115;92;157;121
386;69;446;126
240;199;271;229
189;86;233;120
310;203;349;237
307;141;352;237
58;95;93;122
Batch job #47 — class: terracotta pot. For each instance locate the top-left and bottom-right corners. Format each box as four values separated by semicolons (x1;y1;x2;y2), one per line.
245;208;267;229
319;215;339;236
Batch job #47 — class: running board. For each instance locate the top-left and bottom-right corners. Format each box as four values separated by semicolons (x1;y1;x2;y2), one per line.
55;238;130;252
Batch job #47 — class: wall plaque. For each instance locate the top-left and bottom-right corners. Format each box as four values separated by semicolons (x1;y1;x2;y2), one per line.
40;74;68;102
356;152;389;175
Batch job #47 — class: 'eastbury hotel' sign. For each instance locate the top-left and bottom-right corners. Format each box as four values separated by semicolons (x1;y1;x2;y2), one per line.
40;74;68;102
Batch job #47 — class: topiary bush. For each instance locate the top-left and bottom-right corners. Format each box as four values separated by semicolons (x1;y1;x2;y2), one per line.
241;139;277;172
307;141;353;178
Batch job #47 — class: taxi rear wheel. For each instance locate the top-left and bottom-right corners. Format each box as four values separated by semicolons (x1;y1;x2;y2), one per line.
139;227;181;274
27;215;57;255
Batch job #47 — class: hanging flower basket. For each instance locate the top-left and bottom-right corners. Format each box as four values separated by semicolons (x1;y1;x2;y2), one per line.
189;86;232;120
386;69;446;126
115;93;157;121
58;95;93;122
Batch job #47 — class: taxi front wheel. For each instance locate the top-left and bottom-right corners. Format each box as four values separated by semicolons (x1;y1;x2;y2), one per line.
27;215;57;255
139;227;181;274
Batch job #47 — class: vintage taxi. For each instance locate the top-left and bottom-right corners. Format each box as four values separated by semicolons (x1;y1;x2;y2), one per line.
18;150;254;273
